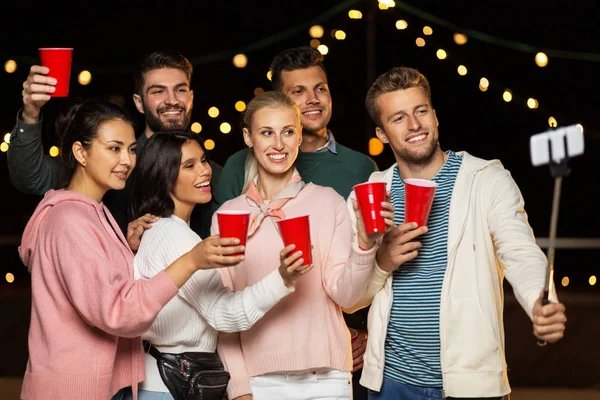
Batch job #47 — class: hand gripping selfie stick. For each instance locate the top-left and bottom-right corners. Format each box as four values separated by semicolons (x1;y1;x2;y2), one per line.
530;124;584;346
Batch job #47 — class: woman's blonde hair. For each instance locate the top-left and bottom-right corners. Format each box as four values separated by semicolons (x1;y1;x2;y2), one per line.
241;91;301;193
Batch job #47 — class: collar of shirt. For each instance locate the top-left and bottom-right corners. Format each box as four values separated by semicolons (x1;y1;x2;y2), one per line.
314;129;338;154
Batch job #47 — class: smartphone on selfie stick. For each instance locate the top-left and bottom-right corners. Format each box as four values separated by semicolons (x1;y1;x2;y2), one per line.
530;124;584;346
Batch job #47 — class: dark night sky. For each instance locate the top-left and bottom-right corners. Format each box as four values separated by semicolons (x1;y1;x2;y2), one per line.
1;0;599;289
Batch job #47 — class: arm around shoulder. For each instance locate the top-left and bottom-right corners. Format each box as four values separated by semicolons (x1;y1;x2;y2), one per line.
8;111;61;195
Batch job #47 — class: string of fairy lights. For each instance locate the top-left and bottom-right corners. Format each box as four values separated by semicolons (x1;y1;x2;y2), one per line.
1;0;597;288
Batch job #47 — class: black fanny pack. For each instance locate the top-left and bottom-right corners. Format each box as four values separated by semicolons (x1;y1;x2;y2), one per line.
143;340;230;400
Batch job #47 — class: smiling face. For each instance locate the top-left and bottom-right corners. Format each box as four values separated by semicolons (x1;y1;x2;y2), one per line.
78;119;137;193
133;67;194;134
280;66;332;136
375;87;440;166
170;140;212;213
243;106;302;179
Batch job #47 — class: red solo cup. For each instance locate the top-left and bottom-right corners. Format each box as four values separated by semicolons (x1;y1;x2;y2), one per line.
39;48;73;97
353;182;387;234
404;178;438;227
217;211;251;256
349;328;359;344
277;215;312;267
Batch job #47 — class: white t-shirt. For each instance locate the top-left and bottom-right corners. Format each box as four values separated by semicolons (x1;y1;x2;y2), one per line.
134;215;293;392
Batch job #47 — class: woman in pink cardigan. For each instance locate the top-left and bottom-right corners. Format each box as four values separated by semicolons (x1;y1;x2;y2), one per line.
18;99;245;400
212;92;394;400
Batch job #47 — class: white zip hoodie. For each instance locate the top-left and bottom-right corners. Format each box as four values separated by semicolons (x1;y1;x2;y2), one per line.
347;151;553;398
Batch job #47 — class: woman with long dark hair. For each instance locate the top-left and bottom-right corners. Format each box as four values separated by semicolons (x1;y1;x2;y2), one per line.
128;131;307;400
18;99;242;400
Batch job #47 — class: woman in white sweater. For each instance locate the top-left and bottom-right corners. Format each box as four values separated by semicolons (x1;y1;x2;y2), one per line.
126;132;311;400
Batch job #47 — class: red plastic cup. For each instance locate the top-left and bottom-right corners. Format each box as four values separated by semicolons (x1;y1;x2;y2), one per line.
39;48;73;97
404;178;438;227
217;211;251;256
277;215;312;267
353;182;387;234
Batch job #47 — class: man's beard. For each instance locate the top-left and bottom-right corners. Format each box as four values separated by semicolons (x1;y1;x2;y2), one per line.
397;137;440;166
144;103;192;133
301;108;332;135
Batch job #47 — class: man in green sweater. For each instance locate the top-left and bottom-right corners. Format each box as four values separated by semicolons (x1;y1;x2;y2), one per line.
214;46;377;400
215;46;377;203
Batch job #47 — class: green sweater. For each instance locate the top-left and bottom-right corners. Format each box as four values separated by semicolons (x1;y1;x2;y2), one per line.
215;144;378;205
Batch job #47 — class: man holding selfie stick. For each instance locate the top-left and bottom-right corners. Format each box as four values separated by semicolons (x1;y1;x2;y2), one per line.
346;66;567;399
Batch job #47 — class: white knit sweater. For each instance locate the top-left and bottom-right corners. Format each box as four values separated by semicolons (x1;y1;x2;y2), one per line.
134;215;293;392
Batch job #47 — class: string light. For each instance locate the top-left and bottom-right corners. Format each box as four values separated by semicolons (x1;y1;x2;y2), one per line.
590;276;597;286
3;133;10;143
191;122;202;133
0;142;8;153
369;138;384;156
220;122;232;134
335;30;347;40
309;25;324;39
415;37;426;47
436;49;447;60
317;44;329;55
78;71;92;85
235;101;246;112
267;70;272;81
254;87;264;96
5;273;14;283
548;117;558;127
310;39;320;48
503;90;513;102
535;52;549;67
561;276;569;287
208;107;219;118
457;65;468;76
232;54;248;68
479;77;489;92
348;10;363;19
453;33;468;45
527;98;539;109
4;60;17;73
423;26;433;35
204;139;215;150
395;20;408;30
49;146;59;157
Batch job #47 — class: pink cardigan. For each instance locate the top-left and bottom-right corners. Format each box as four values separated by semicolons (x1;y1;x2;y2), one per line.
212;184;377;399
19;190;178;400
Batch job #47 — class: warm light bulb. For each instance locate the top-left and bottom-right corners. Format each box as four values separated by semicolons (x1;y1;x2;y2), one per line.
235;101;246;112
204;139;215;150
232;54;248;68
527;98;539;109
535;52;548;67
208;107;219;118
454;33;468;45
78;70;92;85
4;60;17;73
191;122;202;133
309;25;324;39
369;138;384;156
395;20;408;30
220;122;232;134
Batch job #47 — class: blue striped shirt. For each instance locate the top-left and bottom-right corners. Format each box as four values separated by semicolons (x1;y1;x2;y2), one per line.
383;151;462;387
